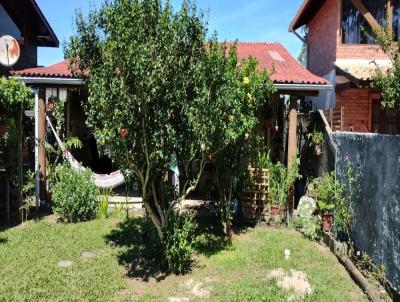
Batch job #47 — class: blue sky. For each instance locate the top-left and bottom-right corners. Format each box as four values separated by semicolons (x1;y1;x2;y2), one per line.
36;0;303;67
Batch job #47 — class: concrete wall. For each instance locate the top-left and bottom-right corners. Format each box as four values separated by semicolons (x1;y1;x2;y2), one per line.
331;132;400;291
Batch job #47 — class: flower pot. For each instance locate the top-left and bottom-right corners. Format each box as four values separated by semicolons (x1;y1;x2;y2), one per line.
314;144;322;156
0;123;6;137
271;204;281;216
322;212;333;232
47;101;55;110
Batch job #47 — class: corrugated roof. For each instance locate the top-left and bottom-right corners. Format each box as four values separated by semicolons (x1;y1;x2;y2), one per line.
13;42;329;85
233;42;329;85
335;59;392;81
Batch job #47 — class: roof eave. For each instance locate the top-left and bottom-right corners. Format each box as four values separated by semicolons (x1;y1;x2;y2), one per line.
289;0;326;32
274;83;333;91
30;0;59;47
14;76;84;85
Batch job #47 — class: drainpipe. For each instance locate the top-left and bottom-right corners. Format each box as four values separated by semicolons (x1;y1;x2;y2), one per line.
33;88;40;211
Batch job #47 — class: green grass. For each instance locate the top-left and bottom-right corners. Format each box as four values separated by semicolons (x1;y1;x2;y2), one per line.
0;218;367;302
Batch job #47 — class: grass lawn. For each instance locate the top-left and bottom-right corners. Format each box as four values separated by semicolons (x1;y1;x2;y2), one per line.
0;217;367;302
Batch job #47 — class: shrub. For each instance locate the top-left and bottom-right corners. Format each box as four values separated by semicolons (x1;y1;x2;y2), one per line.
293;215;322;241
52;164;98;223
311;173;342;213
307;128;324;146
268;156;301;208
162;211;199;274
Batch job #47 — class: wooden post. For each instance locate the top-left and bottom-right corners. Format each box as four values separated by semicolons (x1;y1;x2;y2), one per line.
5;175;9;224
287;98;298;214
287;98;298;167
350;0;383;32
387;0;393;35
38;92;46;202
34;89;40;210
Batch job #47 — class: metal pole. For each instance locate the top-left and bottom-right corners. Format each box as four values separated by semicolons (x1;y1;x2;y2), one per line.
34;88;40;211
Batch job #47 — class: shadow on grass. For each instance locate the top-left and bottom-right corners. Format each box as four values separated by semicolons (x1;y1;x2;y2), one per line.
105;215;231;281
105;217;167;282
193;218;231;257
26;204;56;222
0;237;7;244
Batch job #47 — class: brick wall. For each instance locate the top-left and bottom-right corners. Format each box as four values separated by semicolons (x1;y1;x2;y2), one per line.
307;0;391;76
336;44;389;60
307;0;340;76
336;88;372;132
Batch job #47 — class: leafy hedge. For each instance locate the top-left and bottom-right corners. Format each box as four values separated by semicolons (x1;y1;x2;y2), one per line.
52;164;98;223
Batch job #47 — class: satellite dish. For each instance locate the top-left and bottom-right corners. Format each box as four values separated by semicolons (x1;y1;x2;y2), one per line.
0;35;20;67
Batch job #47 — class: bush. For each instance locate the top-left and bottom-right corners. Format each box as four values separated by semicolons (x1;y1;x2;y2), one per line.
293;215;322;241
311;173;342;213
162;211;199;274
52;164;98;223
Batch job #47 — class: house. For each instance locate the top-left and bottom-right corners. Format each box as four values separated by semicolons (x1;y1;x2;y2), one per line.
0;0;58;74
290;1;400;294
289;0;400;134
12;42;332;207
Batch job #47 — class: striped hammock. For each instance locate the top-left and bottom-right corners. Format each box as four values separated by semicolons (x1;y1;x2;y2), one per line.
46;116;125;189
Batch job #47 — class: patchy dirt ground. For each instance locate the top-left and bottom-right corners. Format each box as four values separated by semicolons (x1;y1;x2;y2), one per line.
266;268;312;300
110;224;367;302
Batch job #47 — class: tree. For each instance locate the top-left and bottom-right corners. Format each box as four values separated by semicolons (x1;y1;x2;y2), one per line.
0;77;32;176
372;29;400;108
66;0;274;241
297;26;308;67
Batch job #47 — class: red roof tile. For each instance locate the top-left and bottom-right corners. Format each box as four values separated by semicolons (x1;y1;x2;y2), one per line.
13;43;329;85
13;60;73;78
233;42;328;85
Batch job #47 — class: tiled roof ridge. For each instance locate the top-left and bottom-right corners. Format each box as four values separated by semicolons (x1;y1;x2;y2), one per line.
12;44;329;85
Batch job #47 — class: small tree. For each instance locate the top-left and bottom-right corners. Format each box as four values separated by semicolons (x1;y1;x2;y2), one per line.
0;77;32;176
372;29;400;108
66;0;274;241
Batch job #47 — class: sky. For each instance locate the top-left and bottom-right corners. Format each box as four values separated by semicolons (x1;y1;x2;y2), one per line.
36;0;304;67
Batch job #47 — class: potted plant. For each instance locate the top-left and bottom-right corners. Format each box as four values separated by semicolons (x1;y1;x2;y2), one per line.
307;129;324;156
312;173;337;232
268;162;287;216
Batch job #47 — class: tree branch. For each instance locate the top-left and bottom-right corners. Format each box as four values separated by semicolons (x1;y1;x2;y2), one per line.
152;180;166;227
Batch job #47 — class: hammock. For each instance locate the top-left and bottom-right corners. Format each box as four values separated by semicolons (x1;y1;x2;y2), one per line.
46;116;126;189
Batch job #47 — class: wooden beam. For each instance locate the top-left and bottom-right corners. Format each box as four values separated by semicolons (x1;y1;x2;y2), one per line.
387;0;393;34
287;99;298;168
350;0;383;31
38;94;47;201
287;98;298;214
278;90;319;97
5;175;9;224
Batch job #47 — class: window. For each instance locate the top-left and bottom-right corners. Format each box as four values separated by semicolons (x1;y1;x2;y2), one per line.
342;0;399;44
372;100;400;134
